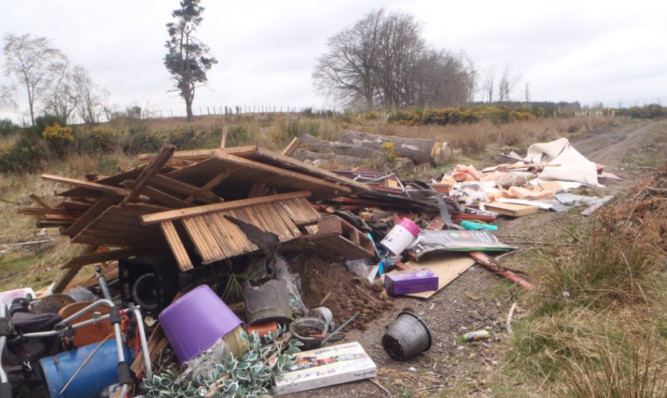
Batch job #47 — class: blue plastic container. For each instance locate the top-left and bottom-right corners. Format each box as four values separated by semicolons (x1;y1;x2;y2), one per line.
39;340;129;398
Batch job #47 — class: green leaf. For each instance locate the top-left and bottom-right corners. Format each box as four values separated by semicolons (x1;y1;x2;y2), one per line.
226;381;239;393
240;330;248;341
246;352;258;362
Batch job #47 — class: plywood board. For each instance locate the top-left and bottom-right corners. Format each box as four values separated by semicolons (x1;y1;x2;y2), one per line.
484;201;539;217
385;255;476;299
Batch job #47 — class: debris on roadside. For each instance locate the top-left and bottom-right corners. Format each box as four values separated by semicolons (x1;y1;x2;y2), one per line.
2;134;621;396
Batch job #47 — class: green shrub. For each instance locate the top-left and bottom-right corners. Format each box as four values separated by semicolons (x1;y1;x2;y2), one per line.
0;119;20;136
0;134;45;172
121;128;163;154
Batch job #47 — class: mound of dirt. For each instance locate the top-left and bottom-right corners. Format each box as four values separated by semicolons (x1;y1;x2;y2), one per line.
289;255;394;331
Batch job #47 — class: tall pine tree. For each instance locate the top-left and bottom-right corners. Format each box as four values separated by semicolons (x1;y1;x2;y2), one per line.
164;0;217;121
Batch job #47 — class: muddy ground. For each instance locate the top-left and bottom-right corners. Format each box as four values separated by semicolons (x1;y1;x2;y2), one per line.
279;119;661;398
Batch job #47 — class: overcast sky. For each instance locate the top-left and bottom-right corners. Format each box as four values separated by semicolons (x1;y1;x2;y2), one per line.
1;0;665;122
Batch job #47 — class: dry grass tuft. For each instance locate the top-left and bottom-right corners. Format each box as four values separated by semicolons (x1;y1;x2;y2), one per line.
509;163;667;397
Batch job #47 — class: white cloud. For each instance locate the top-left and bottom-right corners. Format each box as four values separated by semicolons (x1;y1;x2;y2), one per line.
1;0;665;121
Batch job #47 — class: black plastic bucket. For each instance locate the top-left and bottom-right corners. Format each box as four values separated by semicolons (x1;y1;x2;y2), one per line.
382;311;432;360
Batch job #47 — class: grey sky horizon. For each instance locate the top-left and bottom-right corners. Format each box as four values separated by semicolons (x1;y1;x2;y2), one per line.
1;0;665;122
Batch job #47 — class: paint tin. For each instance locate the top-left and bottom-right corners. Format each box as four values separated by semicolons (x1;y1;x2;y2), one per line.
379;218;421;255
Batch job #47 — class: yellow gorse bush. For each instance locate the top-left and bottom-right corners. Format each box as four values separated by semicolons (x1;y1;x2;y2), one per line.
42;124;74;142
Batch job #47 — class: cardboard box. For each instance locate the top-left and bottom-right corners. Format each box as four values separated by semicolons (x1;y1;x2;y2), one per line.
384;269;439;295
273;341;376;395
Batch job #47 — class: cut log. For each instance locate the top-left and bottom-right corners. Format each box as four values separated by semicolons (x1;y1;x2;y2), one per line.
300;134;385;160
340;130;451;166
292;149;378;169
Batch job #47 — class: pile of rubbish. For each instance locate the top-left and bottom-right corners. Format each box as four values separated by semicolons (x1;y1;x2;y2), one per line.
0;135;618;397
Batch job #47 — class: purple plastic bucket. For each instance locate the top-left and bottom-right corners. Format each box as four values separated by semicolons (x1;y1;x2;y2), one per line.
158;285;242;363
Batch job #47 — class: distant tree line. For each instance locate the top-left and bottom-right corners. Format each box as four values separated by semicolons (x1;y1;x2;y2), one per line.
313;9;474;111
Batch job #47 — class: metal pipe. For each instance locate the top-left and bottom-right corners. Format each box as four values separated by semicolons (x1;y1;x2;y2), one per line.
132;307;152;379
58;299;115;325
112;322;125;364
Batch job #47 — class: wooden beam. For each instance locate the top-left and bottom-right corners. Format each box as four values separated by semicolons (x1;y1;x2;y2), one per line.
61;247;143;269
52;245;98;293
281;137;301;156
42;174;131;196
142;191;311;225
211;151;353;196
63;194;123;237
121;180;194;209
184;169;232;203
122;146;174;204
29;194;53;209
220;125;228;148
149;174;223;203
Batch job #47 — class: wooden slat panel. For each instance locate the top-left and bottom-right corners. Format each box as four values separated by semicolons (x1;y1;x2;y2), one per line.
160;221;193;271
142;191;311;225
63;194;123;236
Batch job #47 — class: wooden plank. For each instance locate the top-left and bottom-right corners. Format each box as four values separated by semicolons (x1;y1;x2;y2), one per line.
257;146;369;191
149;174;223;203
484;202;539;217
142;191;311;225
220;125;228;148
42;174;130;196
134;184;195;209
52;245;98;293
61;247;143;269
63;194;123;236
131;324;165;376
29;194;53;209
211;151;354;195
160;221;193;271
281;137;301;156
122;146;174;204
184;169;231;203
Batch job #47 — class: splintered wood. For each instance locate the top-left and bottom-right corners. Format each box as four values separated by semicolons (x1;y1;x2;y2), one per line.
21;145;366;289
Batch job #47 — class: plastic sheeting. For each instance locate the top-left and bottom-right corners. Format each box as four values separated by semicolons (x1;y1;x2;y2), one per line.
525;138;601;186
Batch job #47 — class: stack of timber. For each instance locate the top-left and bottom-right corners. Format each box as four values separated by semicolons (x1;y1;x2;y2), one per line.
20;145;373;292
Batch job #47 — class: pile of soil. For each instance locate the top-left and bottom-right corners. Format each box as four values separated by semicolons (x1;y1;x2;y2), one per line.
289;255;394;331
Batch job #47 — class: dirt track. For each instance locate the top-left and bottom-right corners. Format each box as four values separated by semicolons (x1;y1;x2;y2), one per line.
282;119;660;398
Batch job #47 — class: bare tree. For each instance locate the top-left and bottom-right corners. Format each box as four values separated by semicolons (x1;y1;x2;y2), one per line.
43;61;78;123
375;11;425;108
412;49;471;107
524;82;531;103
314;9;472;110
164;0;217;121
0;84;16;109
498;65;520;102
482;66;495;103
313;9;383;109
71;66;105;124
2;34;67;125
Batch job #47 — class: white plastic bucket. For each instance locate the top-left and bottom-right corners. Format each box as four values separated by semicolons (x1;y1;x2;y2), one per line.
380;218;421;255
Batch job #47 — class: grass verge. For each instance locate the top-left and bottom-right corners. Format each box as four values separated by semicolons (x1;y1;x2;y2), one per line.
506;164;667;397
